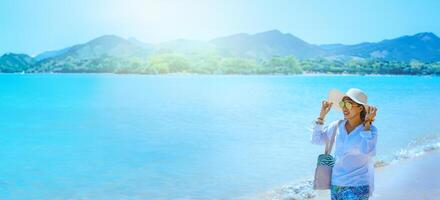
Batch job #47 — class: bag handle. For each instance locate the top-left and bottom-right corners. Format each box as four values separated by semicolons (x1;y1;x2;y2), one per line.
325;120;342;155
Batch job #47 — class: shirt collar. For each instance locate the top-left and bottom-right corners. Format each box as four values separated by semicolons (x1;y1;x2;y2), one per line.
341;119;364;135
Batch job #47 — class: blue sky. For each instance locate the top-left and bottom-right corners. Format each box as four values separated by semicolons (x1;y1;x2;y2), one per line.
1;0;440;55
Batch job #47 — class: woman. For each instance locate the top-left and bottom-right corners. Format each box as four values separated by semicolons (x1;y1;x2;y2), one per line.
311;88;378;200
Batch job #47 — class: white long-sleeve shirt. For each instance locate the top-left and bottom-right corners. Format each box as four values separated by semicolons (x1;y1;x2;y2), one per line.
310;119;378;196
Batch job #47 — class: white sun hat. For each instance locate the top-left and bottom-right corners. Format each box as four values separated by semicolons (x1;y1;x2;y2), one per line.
328;88;370;111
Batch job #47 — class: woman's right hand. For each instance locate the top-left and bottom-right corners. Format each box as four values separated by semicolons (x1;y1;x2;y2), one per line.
319;100;332;119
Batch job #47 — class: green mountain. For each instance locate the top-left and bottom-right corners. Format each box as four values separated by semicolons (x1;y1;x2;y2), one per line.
127;37;153;50
60;34;149;58
210;30;325;59
326;32;440;61
1;30;440;75
155;39;217;55
34;35;151;72
34;47;72;61
0;53;35;72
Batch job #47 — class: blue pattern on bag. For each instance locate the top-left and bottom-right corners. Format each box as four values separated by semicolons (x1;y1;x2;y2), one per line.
317;154;335;167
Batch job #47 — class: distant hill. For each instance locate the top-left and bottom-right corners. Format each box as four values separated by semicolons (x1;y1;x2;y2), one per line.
127;37;153;50
34;35;151;72
155;39;217;55
210;30;325;59
1;30;440;74
0;53;35;72
26;31;440;63
319;43;346;50
34;47;72;61
35;35;150;61
326;32;440;61
60;35;150;59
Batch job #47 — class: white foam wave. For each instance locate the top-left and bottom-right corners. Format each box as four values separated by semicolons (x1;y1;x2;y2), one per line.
389;134;440;164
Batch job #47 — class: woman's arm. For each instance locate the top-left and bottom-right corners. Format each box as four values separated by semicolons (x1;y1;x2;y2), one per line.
359;106;378;156
359;125;378;156
310;121;336;145
310;100;335;145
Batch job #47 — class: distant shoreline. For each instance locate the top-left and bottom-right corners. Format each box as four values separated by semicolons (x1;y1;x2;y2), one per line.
0;71;438;77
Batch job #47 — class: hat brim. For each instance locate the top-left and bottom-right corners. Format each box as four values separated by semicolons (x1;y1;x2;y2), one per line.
328;89;370;111
328;89;345;111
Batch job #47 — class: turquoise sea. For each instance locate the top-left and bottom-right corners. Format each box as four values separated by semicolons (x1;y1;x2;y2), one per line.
0;74;439;199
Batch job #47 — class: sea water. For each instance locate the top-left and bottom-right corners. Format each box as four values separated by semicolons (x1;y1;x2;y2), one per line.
0;74;439;199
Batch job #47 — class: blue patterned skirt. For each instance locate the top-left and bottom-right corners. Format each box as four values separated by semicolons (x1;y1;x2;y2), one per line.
330;185;369;200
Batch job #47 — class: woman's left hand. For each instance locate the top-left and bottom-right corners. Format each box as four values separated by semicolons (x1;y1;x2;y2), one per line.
364;106;377;123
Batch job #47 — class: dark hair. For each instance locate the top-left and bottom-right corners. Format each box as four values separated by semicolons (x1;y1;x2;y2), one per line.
360;105;366;121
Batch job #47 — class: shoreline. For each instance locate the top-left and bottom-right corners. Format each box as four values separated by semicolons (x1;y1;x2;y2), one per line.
0;72;437;77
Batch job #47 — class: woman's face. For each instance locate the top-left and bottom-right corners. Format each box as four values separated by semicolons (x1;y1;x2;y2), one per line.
340;97;363;120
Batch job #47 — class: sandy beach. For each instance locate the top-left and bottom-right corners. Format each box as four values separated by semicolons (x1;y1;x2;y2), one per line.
237;150;440;200
312;151;440;200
